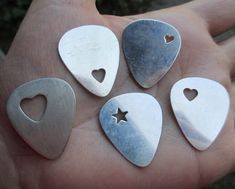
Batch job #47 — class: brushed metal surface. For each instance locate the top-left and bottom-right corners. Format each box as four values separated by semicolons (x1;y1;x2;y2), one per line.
58;25;120;97
99;93;162;167
170;77;230;151
122;19;181;88
7;78;76;159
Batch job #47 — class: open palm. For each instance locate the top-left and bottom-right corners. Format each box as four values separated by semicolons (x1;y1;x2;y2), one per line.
0;0;235;188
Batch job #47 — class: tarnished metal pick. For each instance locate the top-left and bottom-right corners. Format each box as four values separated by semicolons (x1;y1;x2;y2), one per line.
122;19;181;88
99;93;162;167
170;77;230;151
7;78;76;159
58;25;120;97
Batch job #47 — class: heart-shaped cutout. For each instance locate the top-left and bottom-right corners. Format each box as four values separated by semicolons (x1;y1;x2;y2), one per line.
21;95;47;121
122;19;181;88
92;69;106;83
171;77;230;151
58;25;119;97
99;93;162;167
164;34;174;44
7;78;76;159
183;88;198;101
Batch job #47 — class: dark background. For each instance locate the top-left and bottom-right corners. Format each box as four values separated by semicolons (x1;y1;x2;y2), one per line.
0;0;191;53
0;0;234;188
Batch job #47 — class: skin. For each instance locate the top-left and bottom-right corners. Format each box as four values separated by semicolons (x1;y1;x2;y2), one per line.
0;0;235;188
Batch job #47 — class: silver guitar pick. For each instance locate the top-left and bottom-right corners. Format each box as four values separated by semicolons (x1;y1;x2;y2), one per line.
170;77;230;151
122;19;181;88
99;93;162;167
58;25;120;97
7;78;76;159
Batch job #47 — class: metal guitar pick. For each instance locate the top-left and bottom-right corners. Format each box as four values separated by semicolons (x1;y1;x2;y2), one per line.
7;78;76;159
99;93;162;167
170;77;230;151
58;25;120;97
122;19;181;88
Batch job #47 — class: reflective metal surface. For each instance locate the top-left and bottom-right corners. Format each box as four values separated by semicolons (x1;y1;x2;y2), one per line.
58;25;120;97
99;93;162;167
122;19;181;88
7;78;76;159
170;77;230;151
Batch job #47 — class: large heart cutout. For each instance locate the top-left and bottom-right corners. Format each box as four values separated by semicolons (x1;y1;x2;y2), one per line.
99;93;162;167
92;68;106;83
21;95;47;121
58;25;120;97
7;78;76;159
170;77;230;151
122;19;181;88
183;88;198;101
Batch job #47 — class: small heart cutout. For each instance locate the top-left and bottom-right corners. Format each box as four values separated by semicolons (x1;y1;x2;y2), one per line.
58;25;119;97
171;77;230;151
99;93;162;167
183;88;198;101
122;19;181;88
92;69;106;83
21;95;47;121
7;78;76;159
164;35;174;44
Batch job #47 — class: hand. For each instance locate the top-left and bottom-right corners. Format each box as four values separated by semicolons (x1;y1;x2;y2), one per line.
0;0;235;188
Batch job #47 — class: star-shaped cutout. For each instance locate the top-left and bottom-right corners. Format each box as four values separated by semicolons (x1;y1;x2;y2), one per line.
112;108;128;124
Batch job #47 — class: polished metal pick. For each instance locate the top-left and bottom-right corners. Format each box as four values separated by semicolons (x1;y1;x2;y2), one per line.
58;25;120;97
170;77;230;151
7;78;76;159
122;19;181;88
99;93;162;167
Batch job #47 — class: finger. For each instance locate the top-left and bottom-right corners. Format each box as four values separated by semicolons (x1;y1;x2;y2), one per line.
185;0;235;36
34;0;96;9
220;36;235;76
231;81;235;110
